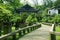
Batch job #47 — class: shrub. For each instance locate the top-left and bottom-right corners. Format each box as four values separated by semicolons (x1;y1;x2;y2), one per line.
25;14;38;25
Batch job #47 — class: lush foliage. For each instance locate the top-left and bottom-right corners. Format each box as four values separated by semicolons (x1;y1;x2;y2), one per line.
41;7;60;23
54;0;60;8
26;14;38;25
0;1;38;28
0;0;60;27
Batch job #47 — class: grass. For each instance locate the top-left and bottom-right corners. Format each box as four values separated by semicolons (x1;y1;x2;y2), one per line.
55;25;60;32
56;36;60;40
55;25;60;40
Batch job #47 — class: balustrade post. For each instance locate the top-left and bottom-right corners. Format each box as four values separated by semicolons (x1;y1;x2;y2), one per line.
23;29;26;35
0;27;1;36
19;31;23;38
34;26;36;30
0;38;8;40
36;26;37;28
50;34;56;40
34;26;36;29
32;27;34;30
32;27;34;31
27;28;30;33
12;34;16;40
51;23;56;40
37;24;41;28
31;27;33;31
33;27;35;30
29;28;31;32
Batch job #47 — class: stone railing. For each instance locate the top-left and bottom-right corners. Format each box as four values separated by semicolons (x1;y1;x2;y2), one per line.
42;22;52;26
0;23;41;40
50;24;60;40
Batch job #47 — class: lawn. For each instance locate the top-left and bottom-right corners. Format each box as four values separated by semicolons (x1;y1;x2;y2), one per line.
55;25;60;40
55;26;60;32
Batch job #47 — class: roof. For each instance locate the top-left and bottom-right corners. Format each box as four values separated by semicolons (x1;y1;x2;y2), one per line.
48;6;60;10
16;4;38;13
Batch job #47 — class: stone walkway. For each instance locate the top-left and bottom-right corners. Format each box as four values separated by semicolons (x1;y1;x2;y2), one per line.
19;24;51;40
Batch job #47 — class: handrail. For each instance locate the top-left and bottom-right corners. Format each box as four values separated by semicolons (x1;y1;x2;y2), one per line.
50;24;55;32
50;23;56;40
51;32;60;36
42;22;52;26
50;24;60;35
0;23;41;40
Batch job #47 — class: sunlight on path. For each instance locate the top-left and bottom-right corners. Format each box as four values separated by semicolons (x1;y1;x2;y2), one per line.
19;24;51;40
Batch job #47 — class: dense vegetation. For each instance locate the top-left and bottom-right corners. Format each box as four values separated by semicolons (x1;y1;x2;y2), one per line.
0;0;60;40
0;0;60;28
55;26;60;40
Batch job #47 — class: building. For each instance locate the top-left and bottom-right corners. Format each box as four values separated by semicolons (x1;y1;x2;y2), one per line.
16;4;38;13
48;7;60;15
48;8;58;15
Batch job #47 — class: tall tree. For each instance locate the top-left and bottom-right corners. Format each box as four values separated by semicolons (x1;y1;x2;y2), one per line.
43;0;53;7
0;0;3;3
54;0;60;8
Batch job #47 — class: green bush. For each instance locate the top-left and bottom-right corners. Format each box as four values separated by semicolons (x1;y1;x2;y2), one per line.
0;5;13;26
53;15;60;23
25;14;38;25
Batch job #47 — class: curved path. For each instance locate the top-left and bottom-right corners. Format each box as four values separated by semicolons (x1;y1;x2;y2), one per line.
19;24;51;40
